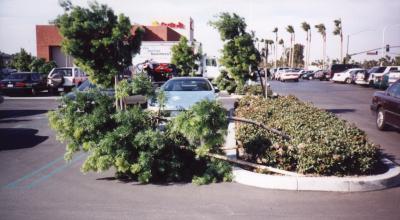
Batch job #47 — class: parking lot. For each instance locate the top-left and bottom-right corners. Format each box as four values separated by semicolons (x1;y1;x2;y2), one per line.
0;80;400;219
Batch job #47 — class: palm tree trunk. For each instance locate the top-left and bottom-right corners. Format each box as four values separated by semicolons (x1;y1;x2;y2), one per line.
275;34;278;68
291;34;295;67
340;34;343;63
308;31;311;69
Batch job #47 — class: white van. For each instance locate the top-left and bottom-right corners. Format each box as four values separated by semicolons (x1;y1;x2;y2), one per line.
202;56;221;80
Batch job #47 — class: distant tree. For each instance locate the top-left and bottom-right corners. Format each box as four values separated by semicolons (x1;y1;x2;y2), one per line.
278;39;286;66
301;22;311;69
286;25;295;67
171;36;199;76
10;48;34;71
272;27;278;68
293;44;304;67
54;0;143;88
210;12;260;92
30;58;57;75
333;19;343;63
315;24;327;69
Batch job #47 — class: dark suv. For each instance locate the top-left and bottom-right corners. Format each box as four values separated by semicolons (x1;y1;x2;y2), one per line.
328;64;361;79
371;79;400;130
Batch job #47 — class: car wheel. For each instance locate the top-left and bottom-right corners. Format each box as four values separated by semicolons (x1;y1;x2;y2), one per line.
345;78;352;84
30;88;37;96
295;79;299;82
376;108;387;130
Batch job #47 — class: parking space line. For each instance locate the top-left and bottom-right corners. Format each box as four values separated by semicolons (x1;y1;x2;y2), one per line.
25;153;86;189
3;155;65;189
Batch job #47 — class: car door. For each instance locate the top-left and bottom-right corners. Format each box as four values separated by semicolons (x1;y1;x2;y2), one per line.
385;83;400;127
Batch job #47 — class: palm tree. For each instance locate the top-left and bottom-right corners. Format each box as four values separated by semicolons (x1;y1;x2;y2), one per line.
315;23;326;69
272;27;278;68
301;22;311;69
286;25;295;67
333;18;343;63
278;39;285;66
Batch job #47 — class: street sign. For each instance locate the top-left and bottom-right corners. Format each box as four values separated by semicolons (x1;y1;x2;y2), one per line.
366;51;378;55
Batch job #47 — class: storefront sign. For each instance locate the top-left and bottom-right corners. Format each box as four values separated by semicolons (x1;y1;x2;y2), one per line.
152;21;185;29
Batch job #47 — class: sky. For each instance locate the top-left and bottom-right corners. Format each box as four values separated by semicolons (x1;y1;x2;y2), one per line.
1;0;399;62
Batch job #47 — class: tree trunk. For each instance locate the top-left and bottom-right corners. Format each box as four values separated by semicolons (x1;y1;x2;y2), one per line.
275;33;278;68
115;75;119;110
308;31;311;69
340;34;343;63
291;34;295;67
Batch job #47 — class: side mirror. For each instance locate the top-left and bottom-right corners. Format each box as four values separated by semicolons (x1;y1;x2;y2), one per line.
214;87;220;93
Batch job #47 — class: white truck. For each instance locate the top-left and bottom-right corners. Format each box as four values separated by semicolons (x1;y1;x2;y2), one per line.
367;66;400;86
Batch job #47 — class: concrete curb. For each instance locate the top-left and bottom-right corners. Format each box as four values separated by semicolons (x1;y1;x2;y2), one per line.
225;121;400;192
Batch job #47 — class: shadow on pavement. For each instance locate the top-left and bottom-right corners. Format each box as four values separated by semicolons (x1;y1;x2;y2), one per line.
0;110;48;119
0;128;48;151
326;108;356;114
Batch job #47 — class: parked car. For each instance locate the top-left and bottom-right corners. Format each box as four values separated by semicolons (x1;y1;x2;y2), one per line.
64;79;115;100
47;67;88;94
0;72;47;95
387;69;400;86
302;70;318;80
328;64;361;79
148;77;218;117
313;70;330;81
371;79;400;130
355;67;379;86
0;68;16;80
331;68;364;84
368;66;400;88
279;69;301;82
273;67;290;80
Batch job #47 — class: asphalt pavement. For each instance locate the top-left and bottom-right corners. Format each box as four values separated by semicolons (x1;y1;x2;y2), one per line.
0;84;400;219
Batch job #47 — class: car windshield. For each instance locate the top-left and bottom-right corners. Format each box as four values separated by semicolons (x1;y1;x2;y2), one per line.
163;79;212;91
52;68;73;77
77;80;96;91
5;73;29;80
369;67;386;73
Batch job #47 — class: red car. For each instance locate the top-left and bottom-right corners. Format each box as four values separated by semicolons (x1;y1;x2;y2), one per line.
371;79;400;130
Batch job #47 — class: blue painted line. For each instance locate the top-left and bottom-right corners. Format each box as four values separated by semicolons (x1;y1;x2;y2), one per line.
3;155;65;189
25;153;86;189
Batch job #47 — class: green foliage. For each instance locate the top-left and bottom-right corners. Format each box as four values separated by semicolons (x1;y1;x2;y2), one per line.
54;1;143;87
291;44;304;67
172;100;228;157
10;48;34;71
48;90;231;184
171;37;199;76
214;70;236;94
210;12;260;89
29;58;57;75
243;84;263;96
235;95;380;176
115;74;155;100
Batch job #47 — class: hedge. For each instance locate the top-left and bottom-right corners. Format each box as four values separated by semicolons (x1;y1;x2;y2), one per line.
235;95;380;176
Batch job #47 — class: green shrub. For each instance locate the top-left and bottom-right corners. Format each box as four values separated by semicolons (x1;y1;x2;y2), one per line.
48;91;231;184
243;84;263;96
235;95;380;176
214;70;237;94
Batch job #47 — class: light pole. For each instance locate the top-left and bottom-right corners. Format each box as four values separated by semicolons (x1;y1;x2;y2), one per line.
346;29;375;56
382;24;400;58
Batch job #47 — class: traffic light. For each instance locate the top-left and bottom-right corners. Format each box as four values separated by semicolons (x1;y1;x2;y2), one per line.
386;44;390;52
